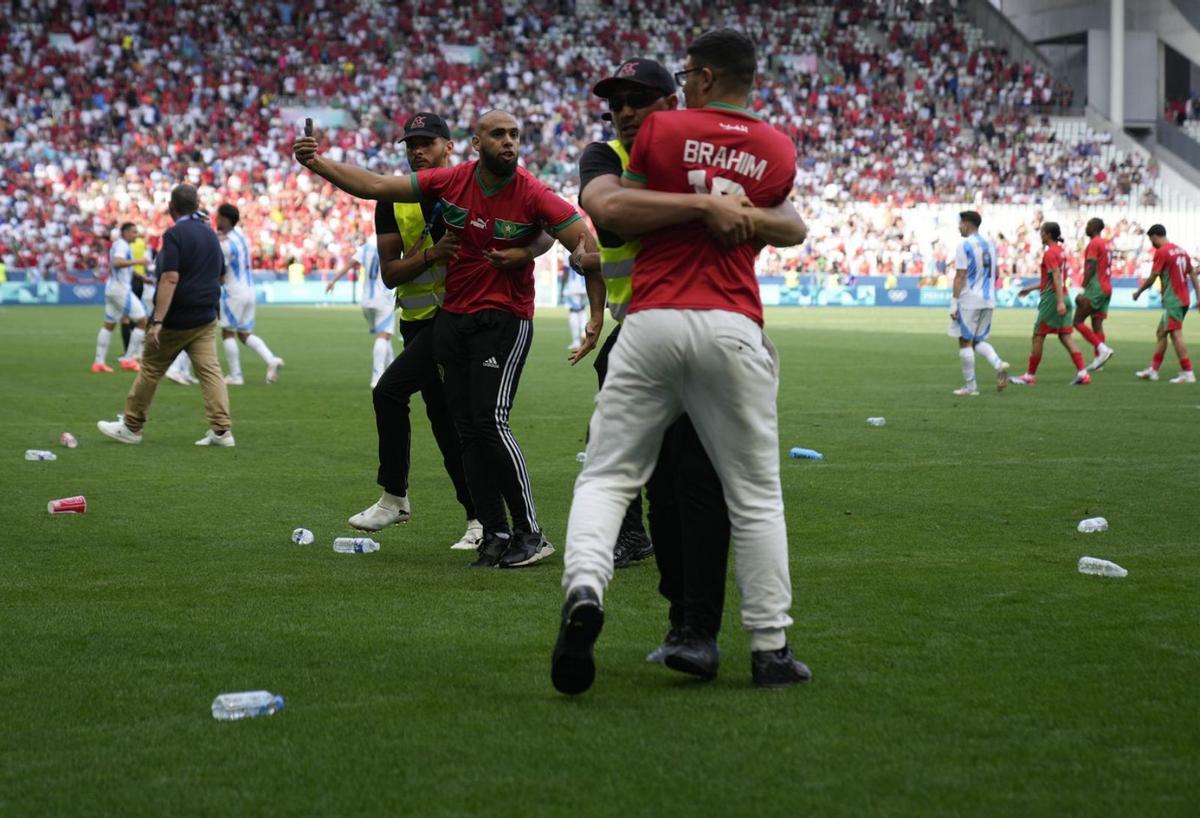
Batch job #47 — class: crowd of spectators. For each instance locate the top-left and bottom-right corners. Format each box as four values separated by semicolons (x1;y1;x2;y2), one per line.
0;0;1190;281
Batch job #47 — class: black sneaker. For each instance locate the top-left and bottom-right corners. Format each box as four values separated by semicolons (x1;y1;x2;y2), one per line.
662;626;719;680
551;586;604;695
615;529;653;567
751;645;812;689
498;531;555;568
645;627;684;663
470;532;510;568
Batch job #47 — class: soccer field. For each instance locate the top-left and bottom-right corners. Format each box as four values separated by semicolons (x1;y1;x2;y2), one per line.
1;305;1195;817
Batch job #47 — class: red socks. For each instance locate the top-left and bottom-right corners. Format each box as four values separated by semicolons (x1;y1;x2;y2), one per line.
1071;351;1086;371
1027;354;1042;375
1096;332;1106;344
1075;323;1101;352
1183;358;1193;372
1152;353;1165;371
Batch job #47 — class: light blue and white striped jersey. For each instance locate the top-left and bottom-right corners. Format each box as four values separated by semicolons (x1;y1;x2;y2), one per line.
108;238;133;291
358;238;388;306
221;227;254;295
954;231;998;309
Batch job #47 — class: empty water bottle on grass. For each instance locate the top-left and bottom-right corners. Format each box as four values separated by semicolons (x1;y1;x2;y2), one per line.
1078;556;1127;578
1077;517;1108;533
333;537;379;554
211;690;285;721
25;449;57;461
789;447;824;460
866;417;886;427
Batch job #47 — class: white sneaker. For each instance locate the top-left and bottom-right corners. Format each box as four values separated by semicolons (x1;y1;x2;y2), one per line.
166;369;191;386
224;374;244;386
195;429;236;447
995;361;1010;392
1135;368;1160;381
952;385;979;397
266;358;285;384
1088;346;1114;372
349;495;411;531
97;419;142;444
1169;371;1196;384
450;519;484;550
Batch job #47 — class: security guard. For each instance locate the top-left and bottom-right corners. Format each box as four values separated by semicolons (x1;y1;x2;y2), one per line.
575;60;732;668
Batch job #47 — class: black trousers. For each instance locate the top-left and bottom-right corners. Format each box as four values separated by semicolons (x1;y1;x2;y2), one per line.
598;325;732;636
122;275;145;351
373;317;475;519
434;309;538;535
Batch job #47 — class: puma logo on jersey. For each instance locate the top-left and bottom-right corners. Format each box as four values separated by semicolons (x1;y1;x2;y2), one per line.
683;139;767;181
471;217;488;230
482;356;500;369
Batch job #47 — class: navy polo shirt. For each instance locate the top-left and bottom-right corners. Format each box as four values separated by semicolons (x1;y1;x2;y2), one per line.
154;212;226;329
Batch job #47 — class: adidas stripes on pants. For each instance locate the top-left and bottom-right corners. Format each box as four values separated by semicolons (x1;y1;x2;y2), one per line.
562;308;794;648
434;309;539;536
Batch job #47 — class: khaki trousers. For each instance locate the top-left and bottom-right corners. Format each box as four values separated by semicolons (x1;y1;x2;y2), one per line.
123;320;232;434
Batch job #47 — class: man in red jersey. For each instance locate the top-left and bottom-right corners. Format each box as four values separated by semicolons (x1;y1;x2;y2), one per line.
552;29;812;695
1075;218;1116;371
293;111;606;569
1011;222;1091;386
1133;224;1200;383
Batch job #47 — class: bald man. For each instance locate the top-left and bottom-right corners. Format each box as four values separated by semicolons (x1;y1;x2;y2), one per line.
294;111;605;568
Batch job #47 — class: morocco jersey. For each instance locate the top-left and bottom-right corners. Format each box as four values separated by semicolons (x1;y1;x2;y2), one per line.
412;162;581;320
1151;242;1193;310
1084;235;1112;296
954;232;997;309
623;103;798;326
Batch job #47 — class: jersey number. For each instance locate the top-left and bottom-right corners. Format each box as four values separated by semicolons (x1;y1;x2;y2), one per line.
688;170;746;197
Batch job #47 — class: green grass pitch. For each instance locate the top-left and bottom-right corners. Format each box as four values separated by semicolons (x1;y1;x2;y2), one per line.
1;305;1195;817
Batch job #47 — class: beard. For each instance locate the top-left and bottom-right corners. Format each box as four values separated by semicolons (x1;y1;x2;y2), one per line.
480;147;518;177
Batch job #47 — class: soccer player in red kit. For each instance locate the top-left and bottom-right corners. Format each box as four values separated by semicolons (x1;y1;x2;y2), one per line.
1010;222;1091;385
553;29;812;694
1133;224;1200;383
294;111;606;568
1075;218;1116;371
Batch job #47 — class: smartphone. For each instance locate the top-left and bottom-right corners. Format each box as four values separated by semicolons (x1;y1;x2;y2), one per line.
304;118;313;137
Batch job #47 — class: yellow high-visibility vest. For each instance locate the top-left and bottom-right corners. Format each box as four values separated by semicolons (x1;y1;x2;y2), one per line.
393;202;446;322
131;237;148;278
598;139;639;323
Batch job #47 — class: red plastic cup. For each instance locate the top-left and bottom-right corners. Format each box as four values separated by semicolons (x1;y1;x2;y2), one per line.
47;496;87;514
60;432;78;449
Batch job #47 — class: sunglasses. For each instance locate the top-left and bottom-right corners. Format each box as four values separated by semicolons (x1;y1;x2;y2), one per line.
605;90;664;112
674;67;704;86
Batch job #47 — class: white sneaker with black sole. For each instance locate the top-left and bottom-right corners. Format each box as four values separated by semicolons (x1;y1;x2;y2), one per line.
349;493;411;530
195;429;236;447
450;519;483;550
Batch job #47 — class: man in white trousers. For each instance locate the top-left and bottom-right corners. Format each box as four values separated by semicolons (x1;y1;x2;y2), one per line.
551;28;812;695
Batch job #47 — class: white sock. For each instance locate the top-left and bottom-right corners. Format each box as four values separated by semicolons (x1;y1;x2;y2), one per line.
223;336;243;378
127;327;145;360
959;347;977;388
569;311;586;345
245;334;276;365
95;327;112;363
384;339;395;367
372;337;391;381
975;341;1003;370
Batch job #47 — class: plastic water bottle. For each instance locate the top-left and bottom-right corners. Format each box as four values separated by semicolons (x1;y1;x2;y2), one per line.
25;449;57;461
866;417;886;427
575;452;587;464
211;690;285;721
1078;556;1127;578
789;447;824;460
333;537;380;554
291;528;314;545
1077;517;1108;533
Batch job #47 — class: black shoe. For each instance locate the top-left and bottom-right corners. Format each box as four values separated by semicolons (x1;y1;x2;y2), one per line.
751;645;812;689
498;531;555;568
645;627;684;663
551;587;604;695
662;627;719;680
615;529;653;567
470;532;510;568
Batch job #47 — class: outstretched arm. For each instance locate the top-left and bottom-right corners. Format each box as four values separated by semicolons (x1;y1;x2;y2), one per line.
293;136;421;202
554;219;606;365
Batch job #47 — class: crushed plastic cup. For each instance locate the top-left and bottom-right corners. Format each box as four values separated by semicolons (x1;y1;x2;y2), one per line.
25;449;57;461
1077;516;1108;533
789;447;824;460
291;528;314;545
47;496;87;514
1078;556;1127;577
60;432;78;449
866;417;886;427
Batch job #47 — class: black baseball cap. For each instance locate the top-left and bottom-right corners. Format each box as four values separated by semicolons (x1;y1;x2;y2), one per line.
1147;223;1167;237
592;58;675;100
400;112;450;142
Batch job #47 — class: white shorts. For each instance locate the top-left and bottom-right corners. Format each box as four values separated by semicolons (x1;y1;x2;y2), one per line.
949;307;993;342
141;283;156;312
363;303;395;335
104;286;147;323
220;288;256;332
